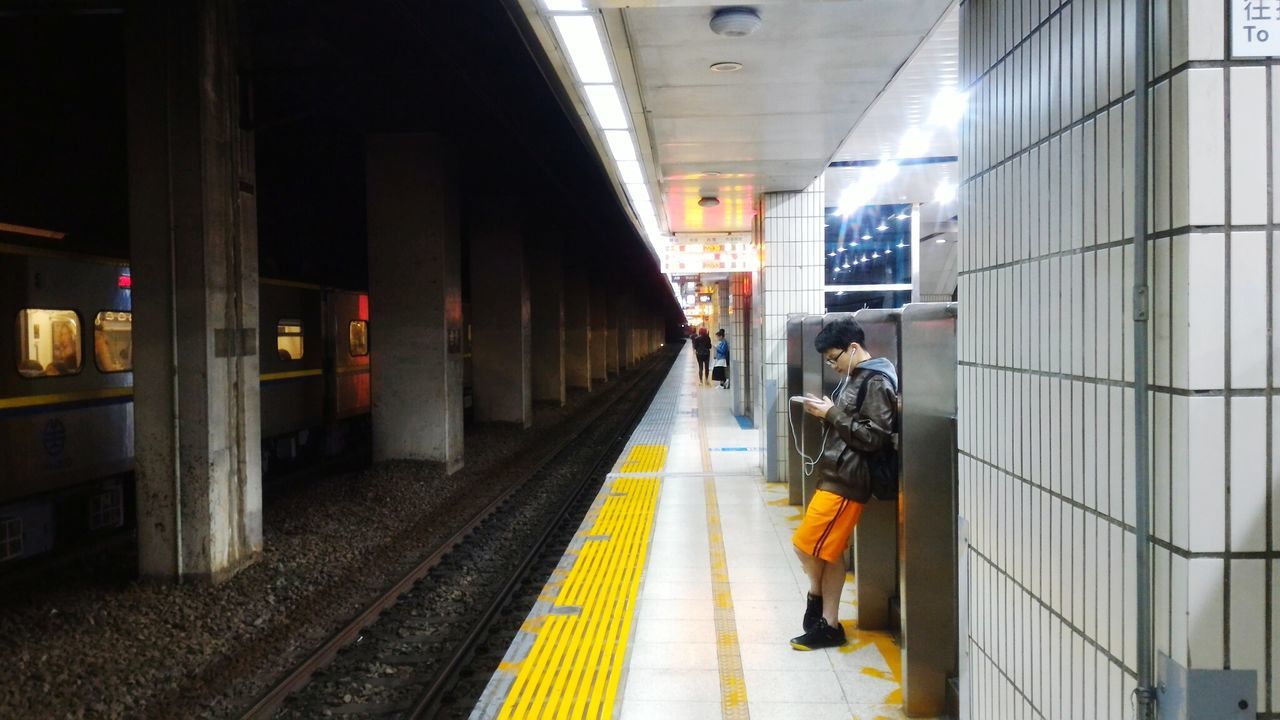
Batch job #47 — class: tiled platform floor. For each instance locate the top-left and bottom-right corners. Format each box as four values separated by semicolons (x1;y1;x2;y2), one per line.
473;346;914;720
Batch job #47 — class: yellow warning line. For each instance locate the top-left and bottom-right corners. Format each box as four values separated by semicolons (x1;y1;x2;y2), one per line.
259;368;323;382
0;386;132;410
497;444;666;720
697;389;751;718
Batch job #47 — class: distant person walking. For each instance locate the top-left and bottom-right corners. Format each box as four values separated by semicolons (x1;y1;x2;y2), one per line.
712;328;729;388
692;327;712;385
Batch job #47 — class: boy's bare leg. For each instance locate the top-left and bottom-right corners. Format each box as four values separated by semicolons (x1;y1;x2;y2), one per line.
794;546;823;596
821;554;846;626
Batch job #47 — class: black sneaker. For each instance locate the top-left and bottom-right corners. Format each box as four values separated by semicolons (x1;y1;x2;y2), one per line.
802;593;822;632
790;617;846;650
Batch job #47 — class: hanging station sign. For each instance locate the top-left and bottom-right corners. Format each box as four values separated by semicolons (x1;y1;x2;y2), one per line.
1233;0;1280;56
661;237;758;274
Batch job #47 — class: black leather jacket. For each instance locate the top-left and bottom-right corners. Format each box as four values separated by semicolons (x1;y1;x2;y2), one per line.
816;368;897;502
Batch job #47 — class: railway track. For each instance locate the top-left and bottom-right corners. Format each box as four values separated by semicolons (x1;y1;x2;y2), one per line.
239;350;673;720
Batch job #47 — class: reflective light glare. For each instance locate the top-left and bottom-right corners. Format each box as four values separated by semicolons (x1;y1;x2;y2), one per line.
583;84;628;129
842;261;851;269
554;15;613;84
543;0;586;9
876;223;889;232
604;130;637;162
872;251;880;259
861;234;871;240
837;246;846;253
828;251;837;257
885;248;893;254
897;241;907;248
616;160;643;185
936;237;948;243
935;182;958;203
928;88;968;127
897;127;930;158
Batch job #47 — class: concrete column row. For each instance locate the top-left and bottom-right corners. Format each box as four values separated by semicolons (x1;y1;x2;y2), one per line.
125;5;666;580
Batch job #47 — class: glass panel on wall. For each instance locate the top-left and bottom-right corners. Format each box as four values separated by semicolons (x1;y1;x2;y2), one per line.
277;320;304;360
348;320;369;357
94;311;133;373
826;290;912;314
824;203;913;286
15;309;82;377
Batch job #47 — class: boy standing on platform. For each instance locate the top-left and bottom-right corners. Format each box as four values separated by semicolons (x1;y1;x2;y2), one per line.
791;317;898;650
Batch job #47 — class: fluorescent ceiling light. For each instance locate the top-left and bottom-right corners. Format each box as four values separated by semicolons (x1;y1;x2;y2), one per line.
935;182;958;203
617;159;644;185
897;127;930;158
584;84;628;129
543;0;586;10
604;130;638;163
553;15;613;84
928;88;968;127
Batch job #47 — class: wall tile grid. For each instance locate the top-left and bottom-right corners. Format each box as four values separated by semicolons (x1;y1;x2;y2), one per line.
960;0;1277;717
730;273;751;419
759;176;827;483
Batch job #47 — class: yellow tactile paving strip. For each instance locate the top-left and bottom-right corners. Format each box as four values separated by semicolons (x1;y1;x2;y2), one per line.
495;444;666;720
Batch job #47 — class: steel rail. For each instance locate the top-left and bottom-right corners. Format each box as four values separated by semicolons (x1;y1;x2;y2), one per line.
404;358;663;719
237;353;669;720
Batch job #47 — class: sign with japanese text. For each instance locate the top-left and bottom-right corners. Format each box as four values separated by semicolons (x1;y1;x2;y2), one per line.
661;238;757;274
1234;0;1280;56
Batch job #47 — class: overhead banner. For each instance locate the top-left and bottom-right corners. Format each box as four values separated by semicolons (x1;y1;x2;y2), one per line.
661;238;758;274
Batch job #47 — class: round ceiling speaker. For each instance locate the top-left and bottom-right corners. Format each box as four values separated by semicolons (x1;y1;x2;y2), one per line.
709;7;761;37
698;196;721;208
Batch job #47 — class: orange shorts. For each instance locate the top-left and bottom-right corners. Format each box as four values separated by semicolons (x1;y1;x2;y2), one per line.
792;489;864;563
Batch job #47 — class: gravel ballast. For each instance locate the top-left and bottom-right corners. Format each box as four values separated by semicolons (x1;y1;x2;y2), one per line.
0;361;658;720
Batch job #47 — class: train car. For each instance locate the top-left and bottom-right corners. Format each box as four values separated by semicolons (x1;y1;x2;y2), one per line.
0;244;133;562
0;246;374;565
258;279;327;472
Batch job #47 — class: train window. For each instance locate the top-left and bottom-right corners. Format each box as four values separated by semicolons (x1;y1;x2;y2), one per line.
15;309;82;378
0;517;20;562
94;311;133;373
277;320;304;360
349;320;369;357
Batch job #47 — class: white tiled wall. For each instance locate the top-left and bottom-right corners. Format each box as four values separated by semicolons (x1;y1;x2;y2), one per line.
961;0;1274;716
757;176;827;483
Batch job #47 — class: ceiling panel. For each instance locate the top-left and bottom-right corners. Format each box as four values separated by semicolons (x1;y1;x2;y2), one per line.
621;0;952;233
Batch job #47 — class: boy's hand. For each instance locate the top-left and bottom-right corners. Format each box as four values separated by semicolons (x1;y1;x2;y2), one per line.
802;394;834;418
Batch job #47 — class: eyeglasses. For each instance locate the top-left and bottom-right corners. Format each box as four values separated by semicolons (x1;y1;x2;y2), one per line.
824;349;845;368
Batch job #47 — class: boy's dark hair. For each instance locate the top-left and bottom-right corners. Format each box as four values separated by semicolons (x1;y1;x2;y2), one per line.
813;316;866;353
715;328;725;337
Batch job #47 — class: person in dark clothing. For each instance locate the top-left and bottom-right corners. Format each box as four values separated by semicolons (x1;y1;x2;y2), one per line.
692;327;712;384
790;316;898;651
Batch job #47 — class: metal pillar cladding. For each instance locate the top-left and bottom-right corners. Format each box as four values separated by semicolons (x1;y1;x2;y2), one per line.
785;315;805;504
366;134;464;471
589;279;608;384
800;315;825;502
128;0;263;582
846;309;902;632
897;302;958;717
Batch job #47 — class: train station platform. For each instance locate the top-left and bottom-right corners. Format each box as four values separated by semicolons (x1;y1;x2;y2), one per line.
472;345;913;720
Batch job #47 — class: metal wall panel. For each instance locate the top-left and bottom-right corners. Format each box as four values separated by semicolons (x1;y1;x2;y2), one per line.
898;302;958;716
847;309;902;632
785;315;805;502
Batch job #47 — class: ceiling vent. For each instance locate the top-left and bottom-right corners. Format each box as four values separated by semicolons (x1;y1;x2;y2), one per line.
709;7;761;37
698;196;721;208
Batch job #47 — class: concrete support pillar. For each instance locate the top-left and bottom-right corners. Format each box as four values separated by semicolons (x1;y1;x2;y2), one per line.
607;292;622;374
469;210;532;427
564;267;592;391
366;134;464;472
589;279;608;384
530;235;565;405
129;0;262;582
618;299;632;371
